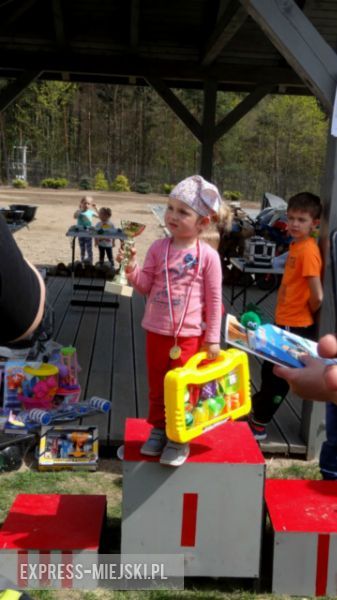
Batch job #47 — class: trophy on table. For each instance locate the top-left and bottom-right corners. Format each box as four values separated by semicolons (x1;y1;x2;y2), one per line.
105;220;146;297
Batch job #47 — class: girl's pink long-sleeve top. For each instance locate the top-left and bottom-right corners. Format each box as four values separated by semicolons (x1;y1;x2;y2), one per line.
127;238;223;343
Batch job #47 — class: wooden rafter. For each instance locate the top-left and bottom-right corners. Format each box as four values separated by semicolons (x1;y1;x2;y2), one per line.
200;79;218;179
0;70;41;112
201;0;248;66
214;83;275;141
239;0;337;113
51;0;69;81
0;53;303;89
52;0;67;48
129;0;140;84
130;0;140;49
146;77;202;142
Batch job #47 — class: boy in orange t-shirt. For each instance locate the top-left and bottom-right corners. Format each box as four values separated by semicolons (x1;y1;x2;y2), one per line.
250;192;323;440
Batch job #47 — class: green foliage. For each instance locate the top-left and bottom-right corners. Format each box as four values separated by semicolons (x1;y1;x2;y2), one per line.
4;81;78;185
214;94;327;200
161;183;174;194
79;175;92;190
223;190;242;201
1;83;328;199
12;178;28;188
40;177;68;188
110;174;131;192
93;169;109;191
135;181;152;194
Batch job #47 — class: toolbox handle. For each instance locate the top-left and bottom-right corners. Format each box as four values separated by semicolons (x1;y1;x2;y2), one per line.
184;349;228;370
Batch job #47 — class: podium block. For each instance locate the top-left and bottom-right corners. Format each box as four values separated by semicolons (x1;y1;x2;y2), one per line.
122;418;265;578
0;494;106;589
265;479;337;596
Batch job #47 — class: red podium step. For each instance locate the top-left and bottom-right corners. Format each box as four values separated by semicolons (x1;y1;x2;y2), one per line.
0;493;106;589
265;479;337;596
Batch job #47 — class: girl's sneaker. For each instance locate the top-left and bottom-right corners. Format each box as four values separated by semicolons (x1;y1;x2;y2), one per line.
160;441;190;467
140;428;167;456
249;418;267;440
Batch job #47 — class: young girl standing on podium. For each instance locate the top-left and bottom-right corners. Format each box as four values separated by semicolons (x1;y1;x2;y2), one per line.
124;175;226;466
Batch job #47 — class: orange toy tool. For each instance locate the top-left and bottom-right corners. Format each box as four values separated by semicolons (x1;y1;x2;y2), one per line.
67;431;92;458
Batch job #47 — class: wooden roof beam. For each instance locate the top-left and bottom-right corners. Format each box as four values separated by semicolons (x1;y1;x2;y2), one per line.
129;0;140;84
214;83;275;141
51;0;69;81
0;70;306;94
52;0;67;48
239;0;337;113
201;0;248;67
0;70;41;112
0;53;304;87
130;0;140;49
146;77;203;142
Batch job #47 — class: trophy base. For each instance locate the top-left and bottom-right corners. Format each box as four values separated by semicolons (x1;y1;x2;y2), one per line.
105;280;133;297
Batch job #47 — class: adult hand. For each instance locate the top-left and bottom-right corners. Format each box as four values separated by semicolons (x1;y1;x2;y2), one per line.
318;334;337;392
273;347;337;404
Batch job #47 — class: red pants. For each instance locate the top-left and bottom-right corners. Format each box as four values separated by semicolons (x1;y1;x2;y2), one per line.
146;331;203;429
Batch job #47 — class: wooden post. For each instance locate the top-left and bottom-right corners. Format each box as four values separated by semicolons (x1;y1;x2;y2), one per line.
200;79;217;180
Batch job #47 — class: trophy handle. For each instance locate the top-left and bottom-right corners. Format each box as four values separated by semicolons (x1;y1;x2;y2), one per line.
114;238;135;286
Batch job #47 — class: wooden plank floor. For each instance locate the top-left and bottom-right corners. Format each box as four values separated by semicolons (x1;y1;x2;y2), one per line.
46;275;307;455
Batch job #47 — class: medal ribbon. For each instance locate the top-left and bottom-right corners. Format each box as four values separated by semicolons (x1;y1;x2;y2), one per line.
165;238;202;346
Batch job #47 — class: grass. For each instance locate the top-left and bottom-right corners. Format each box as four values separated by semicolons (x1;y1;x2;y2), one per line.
265;456;321;480
0;459;123;524
0;454;328;600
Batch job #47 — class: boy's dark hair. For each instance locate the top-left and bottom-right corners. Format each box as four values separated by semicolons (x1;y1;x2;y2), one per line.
100;206;112;217
287;192;321;219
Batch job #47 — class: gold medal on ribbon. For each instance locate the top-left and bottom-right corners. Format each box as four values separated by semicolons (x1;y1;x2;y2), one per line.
169;345;182;360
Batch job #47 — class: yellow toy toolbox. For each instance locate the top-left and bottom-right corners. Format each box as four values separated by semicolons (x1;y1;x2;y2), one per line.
164;348;251;443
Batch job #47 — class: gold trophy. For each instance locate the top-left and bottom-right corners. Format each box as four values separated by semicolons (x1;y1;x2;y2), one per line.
105;220;146;297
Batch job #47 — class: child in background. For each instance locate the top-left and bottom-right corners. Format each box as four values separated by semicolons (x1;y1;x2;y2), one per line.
73;196;99;264
249;192;323;440
199;200;232;250
123;175;229;466
95;207;115;272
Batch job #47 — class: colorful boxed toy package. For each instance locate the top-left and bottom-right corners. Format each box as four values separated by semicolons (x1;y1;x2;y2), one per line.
38;425;99;471
225;314;337;369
